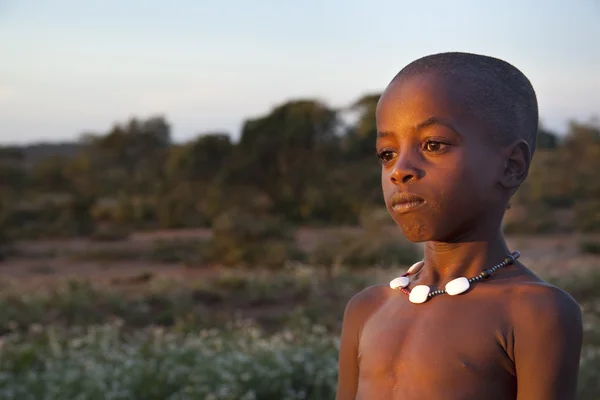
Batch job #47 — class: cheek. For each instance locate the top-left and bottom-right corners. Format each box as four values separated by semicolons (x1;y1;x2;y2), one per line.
436;156;497;209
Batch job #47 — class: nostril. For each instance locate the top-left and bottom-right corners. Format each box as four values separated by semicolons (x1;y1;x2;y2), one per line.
402;174;414;184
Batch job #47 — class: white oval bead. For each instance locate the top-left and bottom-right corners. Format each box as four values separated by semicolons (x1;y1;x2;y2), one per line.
409;285;430;304
389;276;410;289
445;277;470;296
407;260;424;275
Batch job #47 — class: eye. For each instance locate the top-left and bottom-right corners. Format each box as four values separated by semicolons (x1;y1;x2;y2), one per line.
422;140;450;153
377;150;396;165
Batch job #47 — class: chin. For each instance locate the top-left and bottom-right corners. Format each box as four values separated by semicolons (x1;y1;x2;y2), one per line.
392;217;434;243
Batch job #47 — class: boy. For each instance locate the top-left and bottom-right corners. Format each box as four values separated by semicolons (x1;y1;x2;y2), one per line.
335;53;583;400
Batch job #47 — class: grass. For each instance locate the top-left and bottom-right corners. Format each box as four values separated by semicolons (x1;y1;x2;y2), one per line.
0;264;598;398
0;266;371;335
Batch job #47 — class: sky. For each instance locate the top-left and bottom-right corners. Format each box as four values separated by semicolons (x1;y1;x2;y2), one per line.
1;0;599;145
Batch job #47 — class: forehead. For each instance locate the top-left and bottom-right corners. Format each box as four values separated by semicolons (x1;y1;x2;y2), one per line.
376;72;484;136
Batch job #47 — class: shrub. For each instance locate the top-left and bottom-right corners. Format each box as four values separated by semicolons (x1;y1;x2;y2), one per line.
502;204;561;234
203;210;303;268
574;200;600;233
309;209;419;270
309;231;417;270
580;240;600;255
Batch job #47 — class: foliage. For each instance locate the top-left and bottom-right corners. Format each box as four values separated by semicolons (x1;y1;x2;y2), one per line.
203;210;304;268
0;266;598;398
309;210;419;271
507;119;600;233
502;204;562;234
574;200;600;233
0;322;338;400
580;240;600;255
0;107;598;239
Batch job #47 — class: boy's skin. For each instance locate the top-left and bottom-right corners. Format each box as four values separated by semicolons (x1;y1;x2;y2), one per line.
336;66;583;399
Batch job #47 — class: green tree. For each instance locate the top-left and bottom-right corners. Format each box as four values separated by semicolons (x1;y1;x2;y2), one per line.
237;99;339;220
82;116;171;196
160;133;234;227
343;93;381;160
165;133;232;182
31;156;71;193
563;119;600;231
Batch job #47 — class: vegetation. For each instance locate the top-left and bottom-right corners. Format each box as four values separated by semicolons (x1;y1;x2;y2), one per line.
0;266;598;399
2;100;597;253
0;97;598;398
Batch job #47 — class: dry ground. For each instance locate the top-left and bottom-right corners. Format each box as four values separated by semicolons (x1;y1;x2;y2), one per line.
0;227;598;293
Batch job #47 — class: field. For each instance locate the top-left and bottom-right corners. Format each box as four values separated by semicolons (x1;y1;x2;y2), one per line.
0;229;599;399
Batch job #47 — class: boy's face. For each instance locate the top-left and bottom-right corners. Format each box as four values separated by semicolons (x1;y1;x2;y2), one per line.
376;72;506;242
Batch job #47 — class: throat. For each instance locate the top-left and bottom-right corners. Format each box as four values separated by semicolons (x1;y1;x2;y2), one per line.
390;242;520;304
421;234;513;282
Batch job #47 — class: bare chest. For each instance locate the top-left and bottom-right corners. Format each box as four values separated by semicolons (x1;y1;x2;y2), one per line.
356;295;516;399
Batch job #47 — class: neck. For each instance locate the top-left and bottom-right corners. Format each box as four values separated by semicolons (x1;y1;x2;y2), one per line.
418;228;513;286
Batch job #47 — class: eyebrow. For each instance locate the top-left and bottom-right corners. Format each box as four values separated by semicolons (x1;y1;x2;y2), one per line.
377;116;462;138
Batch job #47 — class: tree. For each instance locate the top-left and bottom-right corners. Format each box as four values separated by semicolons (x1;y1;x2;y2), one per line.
31;156;71;193
563;119;600;231
82;115;172;196
537;126;559;150
343;93;381;160
164;133;232;183
237;99;339;220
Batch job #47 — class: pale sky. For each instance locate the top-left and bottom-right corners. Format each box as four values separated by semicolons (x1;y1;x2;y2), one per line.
1;0;599;145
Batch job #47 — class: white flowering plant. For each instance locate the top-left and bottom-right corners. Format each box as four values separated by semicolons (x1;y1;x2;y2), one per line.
0;321;338;400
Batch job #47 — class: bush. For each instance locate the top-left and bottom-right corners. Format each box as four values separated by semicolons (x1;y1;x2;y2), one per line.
309;209;419;270
580;241;600;255
309;230;418;270
502;204;561;234
549;268;600;305
574;200;600;233
203;211;304;268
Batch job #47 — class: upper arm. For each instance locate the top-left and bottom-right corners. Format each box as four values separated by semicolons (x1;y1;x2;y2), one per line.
335;285;386;400
513;285;583;400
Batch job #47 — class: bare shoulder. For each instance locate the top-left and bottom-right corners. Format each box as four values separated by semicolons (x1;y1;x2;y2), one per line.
508;277;583;339
505;272;584;397
342;284;391;333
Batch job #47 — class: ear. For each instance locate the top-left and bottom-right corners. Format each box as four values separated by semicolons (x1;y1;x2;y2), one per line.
499;139;531;191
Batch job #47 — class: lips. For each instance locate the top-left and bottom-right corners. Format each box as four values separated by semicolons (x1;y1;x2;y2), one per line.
390;192;426;214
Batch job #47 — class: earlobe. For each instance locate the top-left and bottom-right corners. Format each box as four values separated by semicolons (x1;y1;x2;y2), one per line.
500;139;531;190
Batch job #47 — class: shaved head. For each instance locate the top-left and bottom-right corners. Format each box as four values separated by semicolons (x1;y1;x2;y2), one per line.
390;52;539;157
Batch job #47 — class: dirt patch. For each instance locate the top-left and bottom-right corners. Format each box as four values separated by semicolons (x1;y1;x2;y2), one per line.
1;228;598;292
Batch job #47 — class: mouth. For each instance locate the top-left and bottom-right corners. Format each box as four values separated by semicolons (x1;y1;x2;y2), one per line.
390;192;426;214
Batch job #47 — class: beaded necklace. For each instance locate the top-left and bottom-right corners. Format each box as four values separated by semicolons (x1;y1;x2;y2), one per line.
389;251;520;304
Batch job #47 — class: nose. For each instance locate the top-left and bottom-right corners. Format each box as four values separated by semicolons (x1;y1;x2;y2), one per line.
389;153;423;185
